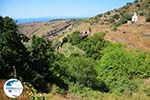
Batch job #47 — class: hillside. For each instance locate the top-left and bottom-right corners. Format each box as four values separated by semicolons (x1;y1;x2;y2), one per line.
88;0;150;25
62;0;150;51
18;0;150;51
1;0;150;100
18;19;74;39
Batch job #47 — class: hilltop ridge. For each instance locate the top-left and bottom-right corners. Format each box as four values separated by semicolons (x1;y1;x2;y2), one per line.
19;0;150;51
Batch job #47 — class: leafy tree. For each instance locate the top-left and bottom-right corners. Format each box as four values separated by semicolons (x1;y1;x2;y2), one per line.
28;36;69;92
0;16;4;33
0;16;29;79
0;16;68;92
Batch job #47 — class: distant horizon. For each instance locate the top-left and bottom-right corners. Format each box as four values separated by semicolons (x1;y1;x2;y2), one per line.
14;16;88;19
15;16;87;24
1;0;134;18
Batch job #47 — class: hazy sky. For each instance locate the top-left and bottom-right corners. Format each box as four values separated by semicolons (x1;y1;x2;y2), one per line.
0;0;134;18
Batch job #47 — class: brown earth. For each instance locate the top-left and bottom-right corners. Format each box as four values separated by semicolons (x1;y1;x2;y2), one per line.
18;19;74;38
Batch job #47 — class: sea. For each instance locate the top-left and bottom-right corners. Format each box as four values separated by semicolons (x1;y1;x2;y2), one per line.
15;17;85;24
15;17;54;24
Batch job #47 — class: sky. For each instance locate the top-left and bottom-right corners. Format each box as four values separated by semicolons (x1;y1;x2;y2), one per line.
0;0;134;18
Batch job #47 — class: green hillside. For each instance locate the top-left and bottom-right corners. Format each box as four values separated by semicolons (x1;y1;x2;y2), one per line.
1;0;150;99
88;0;150;25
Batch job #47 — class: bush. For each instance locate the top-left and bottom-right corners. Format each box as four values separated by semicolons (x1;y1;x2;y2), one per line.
106;11;111;15
57;57;109;92
112;14;120;20
114;13;132;26
146;13;150;22
97;14;102;17
78;32;107;59
111;25;118;31
64;31;82;45
96;43;150;94
134;0;139;3
64;32;107;60
109;17;116;23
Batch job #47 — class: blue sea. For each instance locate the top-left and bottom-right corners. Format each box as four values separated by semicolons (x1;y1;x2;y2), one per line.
15;17;55;24
15;17;85;24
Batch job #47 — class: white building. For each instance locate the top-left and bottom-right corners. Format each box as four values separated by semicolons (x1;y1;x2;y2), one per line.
132;12;138;23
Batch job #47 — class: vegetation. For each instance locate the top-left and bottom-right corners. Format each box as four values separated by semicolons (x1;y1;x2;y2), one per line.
146;12;150;22
1;16;150;100
97;43;150;94
114;13;132;26
78;33;106;59
64;32;107;59
111;25;118;31
63;31;81;45
0;16;67;92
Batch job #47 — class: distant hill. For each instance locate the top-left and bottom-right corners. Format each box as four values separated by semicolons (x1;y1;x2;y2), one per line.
88;0;150;25
18;0;150;51
18;19;75;38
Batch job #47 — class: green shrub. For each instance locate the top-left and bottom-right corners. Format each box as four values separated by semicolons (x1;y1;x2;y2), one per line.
57;57;109;92
106;11;111;15
114;13;132;26
96;43;150;94
111;25;118;31
112;14;120;20
146;13;150;22
78;32;107;59
97;14;102;17
60;43;85;57
109;17;116;23
134;0;139;3
144;88;150;96
64;31;81;45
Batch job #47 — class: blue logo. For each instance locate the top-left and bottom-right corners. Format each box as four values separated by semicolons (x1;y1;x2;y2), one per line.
3;79;23;98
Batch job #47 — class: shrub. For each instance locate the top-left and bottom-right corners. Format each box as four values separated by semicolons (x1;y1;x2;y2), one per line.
97;14;102;17
111;25;118;31
146;13;150;22
114;13;132;26
96;43;150;94
134;0;139;3
64;31;81;45
127;3;132;6
58;57;109;92
112;14;120;20
144;88;150;96
78;32;107;59
106;11;111;15
109;17;116;23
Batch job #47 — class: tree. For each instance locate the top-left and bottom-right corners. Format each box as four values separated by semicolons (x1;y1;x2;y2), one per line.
0;16;4;33
0;16;29;79
0;16;68;92
28;36;68;92
26;36;53;92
